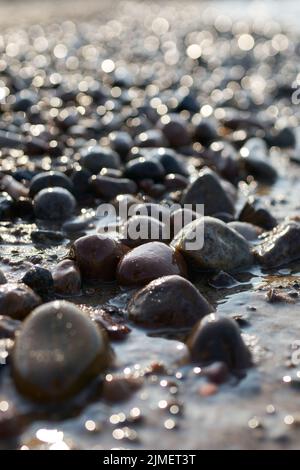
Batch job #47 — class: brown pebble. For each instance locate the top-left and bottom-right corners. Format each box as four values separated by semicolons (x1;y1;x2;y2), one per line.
0;283;41;320
117;242;187;286
52;259;81;296
70;234;129;282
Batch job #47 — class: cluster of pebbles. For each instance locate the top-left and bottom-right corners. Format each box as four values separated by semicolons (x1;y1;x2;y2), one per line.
1;0;300;449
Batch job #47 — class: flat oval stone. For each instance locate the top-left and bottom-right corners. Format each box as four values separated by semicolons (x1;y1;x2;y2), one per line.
117;242;187;286
182;168;234;215
29;171;74;198
12;301;114;401
0;283;41;319
254;221;300;267
70;234;128;281
170;208;202;237
187;314;252;370
128;275;213;328
34;187;76;221
80;145;121;173
89;175;137;200
52;260;81;296
171;217;253;272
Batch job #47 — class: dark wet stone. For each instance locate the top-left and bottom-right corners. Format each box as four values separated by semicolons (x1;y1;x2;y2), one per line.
0;316;21;339
0;269;7;285
208;271;238;289
120;215;169;247
29;171;74;198
11;197;34;219
265;127;296;149
80;145;121;173
239;197;277;230
89;175;137;200
170;207;201;237
71;167;92;196
171;217;253;272
159;114;190;147
33;187;76;220
70;234;129;282
12;301;114;402
187;315;252;371
151;148;188;176
62;211;95;234
128;275;213;328
254;221;300;268
176;92;199;113
24;136;49;155
164;173;189;191
124;157;165;182
117;241;187;286
109;131;133;158
243;156;278;184
228;221;263;241
31;229;65;244
52;260;81;296
22;266;54;298
0;283;41;320
193;119;218;146
182;168;235;215
0;194;14;220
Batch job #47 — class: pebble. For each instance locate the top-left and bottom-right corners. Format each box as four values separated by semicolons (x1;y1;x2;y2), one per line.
117;242;187;286
164;173;189;191
239;197;277;230
52;260;81;296
193;119;218;146
254;221;300;267
152;148;188;176
70;234;129;281
22;266;54;298
171;217;253;272
89;175;137;200
12;301;114;401
187;314;252;371
80;146;121;173
128;275;213;328
33;187;76;220
109;131;133;158
159;114;190;148
182;168;234;215
228;221;263;242
124;157;165;182
29;171;74;198
0;283;41;320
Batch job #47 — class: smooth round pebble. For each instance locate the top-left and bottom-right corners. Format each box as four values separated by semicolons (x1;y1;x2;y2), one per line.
34;187;76;221
52;260;81;296
117;241;187;286
70;234;129;281
128;275;213;328
187;314;252;371
0;283;41;319
29;171;74;198
12;301;114;401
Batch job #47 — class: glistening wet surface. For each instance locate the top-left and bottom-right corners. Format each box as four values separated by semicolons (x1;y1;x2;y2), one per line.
1;0;300;450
